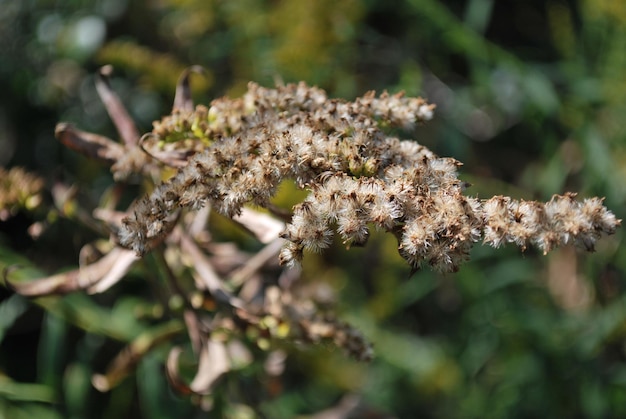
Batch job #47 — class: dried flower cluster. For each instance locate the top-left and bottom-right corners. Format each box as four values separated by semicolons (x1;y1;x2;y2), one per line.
7;69;383;401
6;67;620;407
118;81;619;272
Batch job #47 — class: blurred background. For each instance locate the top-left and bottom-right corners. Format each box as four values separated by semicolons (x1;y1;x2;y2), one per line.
0;0;625;417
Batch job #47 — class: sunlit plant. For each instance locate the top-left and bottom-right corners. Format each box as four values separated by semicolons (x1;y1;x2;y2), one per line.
5;65;620;411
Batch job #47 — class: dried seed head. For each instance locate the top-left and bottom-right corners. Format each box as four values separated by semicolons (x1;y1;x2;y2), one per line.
115;81;619;268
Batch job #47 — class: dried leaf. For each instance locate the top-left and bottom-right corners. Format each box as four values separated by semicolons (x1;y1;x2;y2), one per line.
184;309;202;355
165;338;231;396
87;248;141;294
189;338;230;394
232;207;286;244
178;230;244;309
173;66;207;112
55;123;124;164
96;65;140;146
7;246;139;296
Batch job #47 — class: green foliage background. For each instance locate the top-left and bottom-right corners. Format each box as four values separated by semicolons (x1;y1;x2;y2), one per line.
1;0;625;417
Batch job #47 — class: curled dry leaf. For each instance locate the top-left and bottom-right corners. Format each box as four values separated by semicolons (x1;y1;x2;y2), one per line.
166;338;231;396
86;248;140;294
55;123;124;164
190;338;230;394
7;246;139;296
173;65;208;112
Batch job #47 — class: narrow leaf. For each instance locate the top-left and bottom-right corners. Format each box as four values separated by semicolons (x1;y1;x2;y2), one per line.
55;123;124;164
173;66;207;112
95;65;140;146
7;246;139;296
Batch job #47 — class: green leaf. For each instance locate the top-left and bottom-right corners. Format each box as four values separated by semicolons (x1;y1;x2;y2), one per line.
0;376;55;403
0;294;28;344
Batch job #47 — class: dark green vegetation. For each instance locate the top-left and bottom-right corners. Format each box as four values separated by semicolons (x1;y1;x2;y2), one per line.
1;1;625;418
